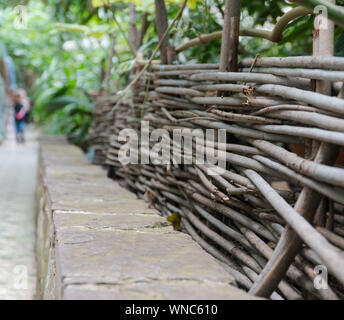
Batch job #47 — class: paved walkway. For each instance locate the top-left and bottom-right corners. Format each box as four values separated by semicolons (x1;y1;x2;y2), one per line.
0;124;38;300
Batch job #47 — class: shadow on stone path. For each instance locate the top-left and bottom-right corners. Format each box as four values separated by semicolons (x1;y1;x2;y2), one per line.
0;124;38;300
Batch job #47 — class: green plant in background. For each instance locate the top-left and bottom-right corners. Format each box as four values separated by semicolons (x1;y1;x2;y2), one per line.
0;1;111;144
0;0;342;145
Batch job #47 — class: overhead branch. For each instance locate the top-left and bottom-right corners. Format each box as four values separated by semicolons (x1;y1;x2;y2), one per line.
111;0;188;112
176;6;313;53
291;0;344;28
214;0;225;18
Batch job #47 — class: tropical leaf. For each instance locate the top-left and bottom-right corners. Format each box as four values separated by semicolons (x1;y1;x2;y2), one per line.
116;58;137;74
67;108;93;117
44;95;93;116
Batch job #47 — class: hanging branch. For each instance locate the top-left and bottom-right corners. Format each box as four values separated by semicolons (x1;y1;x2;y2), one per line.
291;0;344;28
106;4;137;56
110;0;188;113
129;3;139;50
104;34;116;92
214;0;225;18
176;7;313;53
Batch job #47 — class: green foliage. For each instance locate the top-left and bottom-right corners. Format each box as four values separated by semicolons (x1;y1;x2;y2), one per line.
242;0;285;25
176;3;222;63
0;0;339;144
91;0;200;11
335;31;344;56
0;1;103;143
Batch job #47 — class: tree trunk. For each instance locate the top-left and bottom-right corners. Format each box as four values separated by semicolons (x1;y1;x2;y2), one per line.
154;0;170;64
104;35;116;92
129;3;139;50
138;12;149;48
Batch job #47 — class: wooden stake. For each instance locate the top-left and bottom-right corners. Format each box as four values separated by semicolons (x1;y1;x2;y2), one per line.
219;0;241;72
314;0;335;94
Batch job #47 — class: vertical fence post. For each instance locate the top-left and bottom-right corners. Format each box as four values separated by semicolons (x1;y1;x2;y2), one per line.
312;0;337;230
219;0;241;72
314;0;334;93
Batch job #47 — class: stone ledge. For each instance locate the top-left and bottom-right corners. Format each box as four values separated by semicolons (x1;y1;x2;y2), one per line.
36;137;258;300
62;281;258;300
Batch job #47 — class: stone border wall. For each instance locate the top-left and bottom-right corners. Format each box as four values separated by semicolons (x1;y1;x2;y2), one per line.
36;136;257;300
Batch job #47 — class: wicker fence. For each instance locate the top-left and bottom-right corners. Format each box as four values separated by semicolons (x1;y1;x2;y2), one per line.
87;56;344;300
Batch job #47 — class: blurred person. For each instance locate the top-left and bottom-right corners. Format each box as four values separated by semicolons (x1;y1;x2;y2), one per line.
17;88;30;110
13;89;29;143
